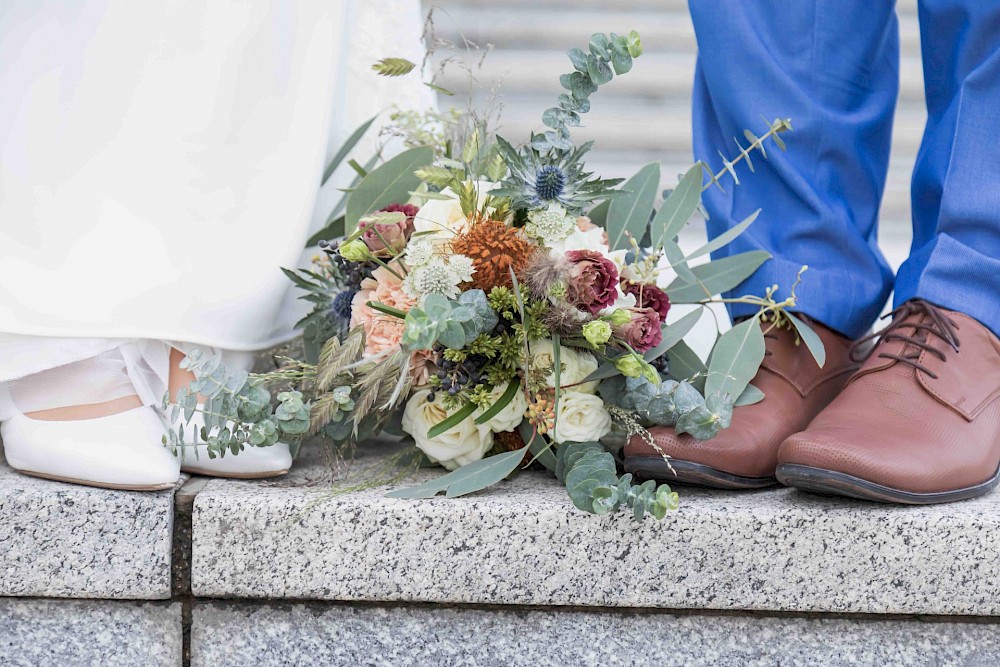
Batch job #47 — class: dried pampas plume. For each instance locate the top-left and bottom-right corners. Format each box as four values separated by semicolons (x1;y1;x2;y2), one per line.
542;300;589;337
523;252;572;302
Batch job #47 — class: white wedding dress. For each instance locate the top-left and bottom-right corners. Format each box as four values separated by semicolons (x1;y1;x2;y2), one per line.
0;0;432;418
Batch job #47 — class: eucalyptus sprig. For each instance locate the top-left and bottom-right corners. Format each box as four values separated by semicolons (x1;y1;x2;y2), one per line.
162;349;310;460
556;441;678;520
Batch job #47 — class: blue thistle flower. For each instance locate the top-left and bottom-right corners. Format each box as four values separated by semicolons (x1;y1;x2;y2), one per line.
331;289;357;321
534;165;567;202
491;136;624;214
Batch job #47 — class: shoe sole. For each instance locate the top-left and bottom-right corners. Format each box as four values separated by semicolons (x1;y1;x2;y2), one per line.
15;469;175;492
625;456;778;490
180;467;289;479
776;464;1000;504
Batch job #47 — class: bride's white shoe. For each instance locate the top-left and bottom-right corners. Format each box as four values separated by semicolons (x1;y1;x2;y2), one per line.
1;407;181;491
171;410;292;479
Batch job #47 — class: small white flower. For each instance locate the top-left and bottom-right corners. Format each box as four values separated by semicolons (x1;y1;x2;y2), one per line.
448;254;475;284
405;236;436;266
404;255;472;300
551;393;613;444
402;389;493;470
526;203;576;246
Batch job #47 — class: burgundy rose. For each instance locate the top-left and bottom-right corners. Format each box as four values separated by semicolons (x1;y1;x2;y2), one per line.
615;307;663;353
565;249;620;314
358;204;417;257
622;281;671;322
380;203;419;220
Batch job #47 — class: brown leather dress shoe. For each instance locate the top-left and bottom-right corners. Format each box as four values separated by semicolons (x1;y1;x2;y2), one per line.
623;316;858;489
777;300;1000;504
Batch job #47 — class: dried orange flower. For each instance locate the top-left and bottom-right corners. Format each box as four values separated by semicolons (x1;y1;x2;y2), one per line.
450;219;538;291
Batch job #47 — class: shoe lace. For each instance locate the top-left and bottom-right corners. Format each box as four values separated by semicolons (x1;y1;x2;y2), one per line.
849;300;961;380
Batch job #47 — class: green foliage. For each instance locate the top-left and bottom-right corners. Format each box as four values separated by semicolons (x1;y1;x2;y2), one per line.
402;290;499;350
556;442;678;520
788;313;827;367
162;350;311;460
474;379;521;425
346;147;434;234
686;210;760;261
539;31;643;152
607;162;660;251
322;115;377;186
492;137;623;214
385;446;529;499
666;340;707;392
734;383;765;407
664;250;772;303
371;57;416;77
650;163;702;249
599;374;731;441
705;316;766;402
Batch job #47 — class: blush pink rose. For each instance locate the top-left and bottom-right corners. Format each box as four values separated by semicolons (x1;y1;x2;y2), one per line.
615;307;663;353
358;204;418;258
565;249;619;314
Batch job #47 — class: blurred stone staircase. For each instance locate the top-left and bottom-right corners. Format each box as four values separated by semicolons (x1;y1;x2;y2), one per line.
432;0;925;267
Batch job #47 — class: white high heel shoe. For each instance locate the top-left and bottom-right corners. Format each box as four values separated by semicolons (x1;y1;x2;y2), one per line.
1;407;181;491
172;410;292;479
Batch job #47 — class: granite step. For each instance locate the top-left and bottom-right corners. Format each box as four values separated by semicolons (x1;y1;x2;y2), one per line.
190;602;1000;667
0;452;178;600
0;600;181;667
190;443;1000;617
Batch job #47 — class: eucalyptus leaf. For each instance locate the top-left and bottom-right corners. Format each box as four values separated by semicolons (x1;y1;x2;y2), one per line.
345;146;434;234
322;115;377;186
643;307;703;362
734;383;765;407
651;163;702;248
705;317;765;401
523;421;557;472
385;447;528;499
587;199;610;227
662;237;697;284
686;209;760;261
668;340;708;393
788;313;827;368
607;162;660;251
665;250;772;303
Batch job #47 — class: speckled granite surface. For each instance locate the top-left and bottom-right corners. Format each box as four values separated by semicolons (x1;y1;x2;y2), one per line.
0;455;176;599
0;599;181;667
191;444;1000;615
191;603;1000;667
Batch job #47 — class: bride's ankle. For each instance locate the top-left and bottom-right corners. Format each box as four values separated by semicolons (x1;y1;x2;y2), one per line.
24;395;143;421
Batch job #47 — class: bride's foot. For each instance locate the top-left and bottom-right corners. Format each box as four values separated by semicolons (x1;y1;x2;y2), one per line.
2;404;181;491
168;348;292;479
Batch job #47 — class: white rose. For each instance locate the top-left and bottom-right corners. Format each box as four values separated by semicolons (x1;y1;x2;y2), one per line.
482;383;528;433
551;393;613;444
402;389;493;470
530;339;600;394
547;226;607;256
413;180;499;240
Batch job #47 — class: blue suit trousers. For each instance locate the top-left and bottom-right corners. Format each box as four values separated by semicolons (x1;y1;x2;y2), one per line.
691;1;1000;338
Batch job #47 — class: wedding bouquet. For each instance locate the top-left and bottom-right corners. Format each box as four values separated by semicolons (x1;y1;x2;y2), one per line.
166;29;820;520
